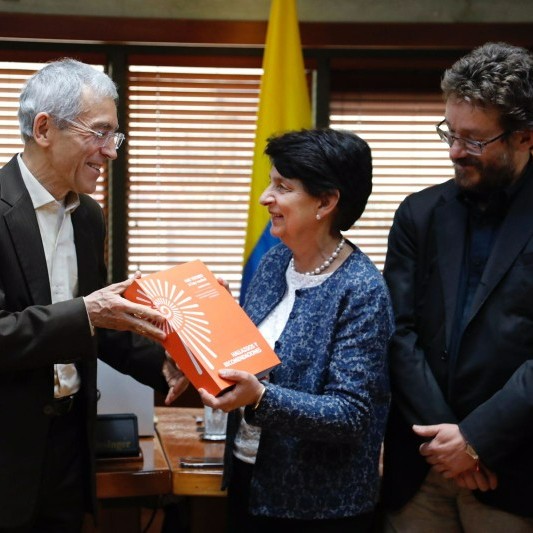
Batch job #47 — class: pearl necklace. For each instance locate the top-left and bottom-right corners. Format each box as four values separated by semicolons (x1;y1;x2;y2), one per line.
290;238;346;276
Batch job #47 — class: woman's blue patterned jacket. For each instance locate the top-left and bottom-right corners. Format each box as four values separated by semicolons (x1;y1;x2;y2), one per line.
222;242;394;519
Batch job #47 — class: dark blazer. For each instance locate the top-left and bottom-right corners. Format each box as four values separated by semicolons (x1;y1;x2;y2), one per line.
381;161;533;517
0;155;167;527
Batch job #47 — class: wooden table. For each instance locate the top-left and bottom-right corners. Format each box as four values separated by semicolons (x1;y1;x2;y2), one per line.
94;407;225;499
96;435;171;499
90;408;226;532
86;435;171;532
155;406;226;497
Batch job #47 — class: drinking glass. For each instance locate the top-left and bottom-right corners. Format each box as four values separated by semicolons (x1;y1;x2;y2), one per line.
203;405;227;441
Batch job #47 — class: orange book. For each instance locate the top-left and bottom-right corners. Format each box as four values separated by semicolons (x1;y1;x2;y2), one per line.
124;260;281;396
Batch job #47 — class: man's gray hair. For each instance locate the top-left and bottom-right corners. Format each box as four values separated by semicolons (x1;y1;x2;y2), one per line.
441;42;533;132
18;58;118;142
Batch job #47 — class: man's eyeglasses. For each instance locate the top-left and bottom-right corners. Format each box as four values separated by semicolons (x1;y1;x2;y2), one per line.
436;120;509;156
65;119;125;150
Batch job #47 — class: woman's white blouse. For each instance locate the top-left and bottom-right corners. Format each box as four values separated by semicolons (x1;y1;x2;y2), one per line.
233;264;333;464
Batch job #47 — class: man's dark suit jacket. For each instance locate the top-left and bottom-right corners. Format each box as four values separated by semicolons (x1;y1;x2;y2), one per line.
381;162;533;517
0;155;168;527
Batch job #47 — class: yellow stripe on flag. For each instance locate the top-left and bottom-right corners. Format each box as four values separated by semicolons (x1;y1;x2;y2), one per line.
240;0;312;303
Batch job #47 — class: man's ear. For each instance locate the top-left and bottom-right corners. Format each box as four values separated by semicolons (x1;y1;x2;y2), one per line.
515;129;533;152
32;112;53;147
317;189;340;218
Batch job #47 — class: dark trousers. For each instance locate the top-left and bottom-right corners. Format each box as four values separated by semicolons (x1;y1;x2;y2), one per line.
227;457;375;533
2;399;87;533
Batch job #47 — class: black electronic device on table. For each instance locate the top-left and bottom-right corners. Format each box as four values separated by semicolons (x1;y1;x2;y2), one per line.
179;456;224;468
95;413;141;459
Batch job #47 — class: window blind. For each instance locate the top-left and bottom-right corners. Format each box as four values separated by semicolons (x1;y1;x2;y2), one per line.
330;93;453;270
2;61;455;289
126;65;262;298
0;63;41;166
127;82;454;295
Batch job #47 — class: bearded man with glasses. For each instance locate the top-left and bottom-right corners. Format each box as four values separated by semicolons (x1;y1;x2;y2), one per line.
0;58;188;532
381;42;533;532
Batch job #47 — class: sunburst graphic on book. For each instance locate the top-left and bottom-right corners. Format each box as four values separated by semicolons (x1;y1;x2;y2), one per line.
134;278;219;374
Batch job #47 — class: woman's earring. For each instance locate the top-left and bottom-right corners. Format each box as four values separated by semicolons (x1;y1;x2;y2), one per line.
316;214;321;221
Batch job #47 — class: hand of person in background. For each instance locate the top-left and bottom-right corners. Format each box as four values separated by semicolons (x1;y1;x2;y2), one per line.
414;423;474;476
453;464;498;492
162;353;189;405
198;369;265;413
83;276;166;343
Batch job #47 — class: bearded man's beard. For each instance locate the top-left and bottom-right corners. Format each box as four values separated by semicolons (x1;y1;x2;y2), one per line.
453;153;518;195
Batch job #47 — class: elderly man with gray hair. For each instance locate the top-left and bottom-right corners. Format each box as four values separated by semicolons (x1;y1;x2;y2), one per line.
0;58;187;531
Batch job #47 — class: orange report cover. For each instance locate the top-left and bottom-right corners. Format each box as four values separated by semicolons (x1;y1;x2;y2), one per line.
124;260;281;396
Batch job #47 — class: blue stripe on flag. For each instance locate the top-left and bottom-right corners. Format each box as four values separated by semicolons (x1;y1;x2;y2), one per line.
239;221;279;305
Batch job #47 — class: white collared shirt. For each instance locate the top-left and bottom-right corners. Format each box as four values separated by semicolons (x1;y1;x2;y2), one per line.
17;154;81;398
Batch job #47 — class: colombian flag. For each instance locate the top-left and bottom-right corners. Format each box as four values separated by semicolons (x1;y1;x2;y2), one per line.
240;0;312;304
